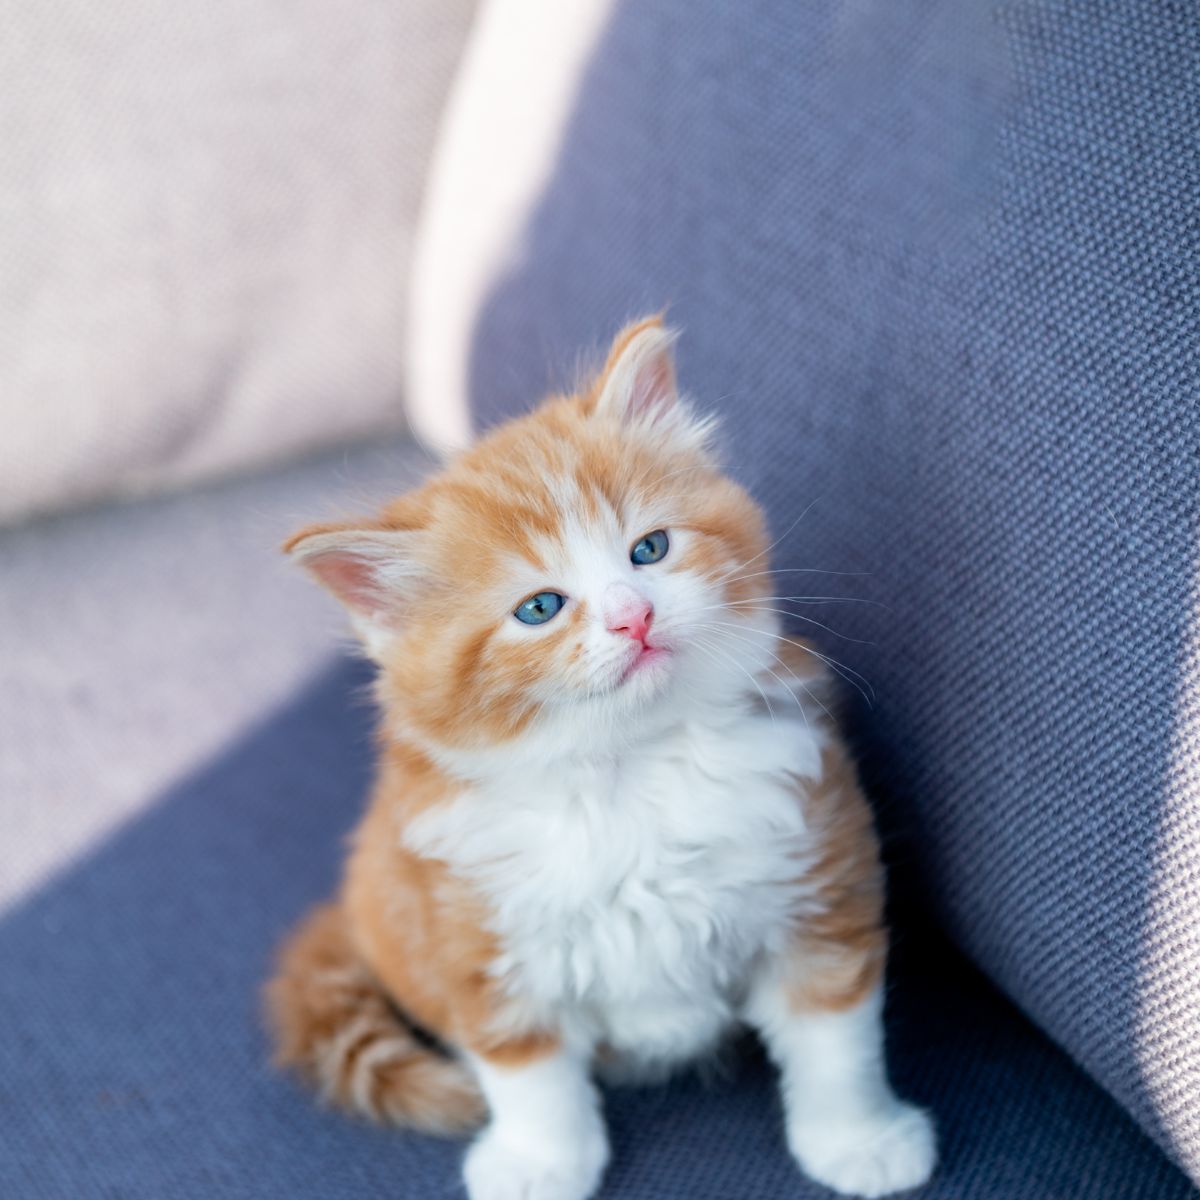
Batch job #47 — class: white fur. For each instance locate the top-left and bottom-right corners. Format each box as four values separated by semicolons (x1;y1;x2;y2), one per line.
464;1050;609;1200
745;981;936;1197
410;696;826;1066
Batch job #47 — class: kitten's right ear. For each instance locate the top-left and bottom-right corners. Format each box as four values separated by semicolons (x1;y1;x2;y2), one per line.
283;521;424;654
590;316;680;425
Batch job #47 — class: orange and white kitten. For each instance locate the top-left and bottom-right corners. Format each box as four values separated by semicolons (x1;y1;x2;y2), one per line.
266;318;936;1199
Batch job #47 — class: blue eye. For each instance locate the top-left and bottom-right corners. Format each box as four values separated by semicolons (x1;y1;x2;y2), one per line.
630;530;669;565
514;591;566;625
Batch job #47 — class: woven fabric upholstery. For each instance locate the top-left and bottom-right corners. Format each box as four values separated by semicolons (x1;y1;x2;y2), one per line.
415;0;1200;1180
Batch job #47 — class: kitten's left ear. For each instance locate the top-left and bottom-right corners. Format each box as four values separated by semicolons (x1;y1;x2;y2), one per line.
282;519;425;657
590;315;680;424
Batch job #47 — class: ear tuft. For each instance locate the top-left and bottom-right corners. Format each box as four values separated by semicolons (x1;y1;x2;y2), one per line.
591;316;680;424
284;522;424;650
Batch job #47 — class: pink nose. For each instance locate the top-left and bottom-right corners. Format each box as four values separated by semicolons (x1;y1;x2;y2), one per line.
607;597;654;643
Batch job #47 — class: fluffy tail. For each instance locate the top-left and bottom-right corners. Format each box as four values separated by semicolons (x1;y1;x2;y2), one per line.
264;902;485;1135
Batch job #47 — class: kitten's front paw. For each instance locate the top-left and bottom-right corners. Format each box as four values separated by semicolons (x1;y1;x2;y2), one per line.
788;1102;936;1198
463;1124;609;1200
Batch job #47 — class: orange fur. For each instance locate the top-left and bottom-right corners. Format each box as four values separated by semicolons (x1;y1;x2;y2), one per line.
264;902;485;1133
785;741;887;1012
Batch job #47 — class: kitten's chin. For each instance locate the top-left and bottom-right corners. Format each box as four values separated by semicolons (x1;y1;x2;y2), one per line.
617;645;671;686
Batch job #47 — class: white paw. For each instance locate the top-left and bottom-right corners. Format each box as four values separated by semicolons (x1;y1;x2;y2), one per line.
462;1123;609;1200
788;1102;936;1198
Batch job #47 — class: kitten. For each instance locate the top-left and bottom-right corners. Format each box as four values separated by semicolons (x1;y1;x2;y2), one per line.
266;318;936;1199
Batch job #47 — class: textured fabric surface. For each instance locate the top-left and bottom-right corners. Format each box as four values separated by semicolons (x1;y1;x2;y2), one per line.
0;0;475;525
0;642;1192;1198
413;0;1200;1180
0;437;430;912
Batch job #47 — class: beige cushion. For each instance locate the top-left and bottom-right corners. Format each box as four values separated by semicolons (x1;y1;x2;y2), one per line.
0;0;475;525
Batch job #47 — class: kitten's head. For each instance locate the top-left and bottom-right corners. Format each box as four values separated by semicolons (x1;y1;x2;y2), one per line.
286;318;779;764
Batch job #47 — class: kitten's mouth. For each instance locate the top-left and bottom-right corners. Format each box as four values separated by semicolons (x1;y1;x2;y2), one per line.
618;642;671;685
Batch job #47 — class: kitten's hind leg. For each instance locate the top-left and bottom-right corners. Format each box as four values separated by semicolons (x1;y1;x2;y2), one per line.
462;1040;609;1200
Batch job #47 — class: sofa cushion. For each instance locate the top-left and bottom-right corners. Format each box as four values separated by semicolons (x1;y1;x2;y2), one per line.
0;0;474;525
407;0;1200;1180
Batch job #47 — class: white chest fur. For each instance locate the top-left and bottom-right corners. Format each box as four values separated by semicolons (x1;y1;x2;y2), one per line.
407;705;827;1066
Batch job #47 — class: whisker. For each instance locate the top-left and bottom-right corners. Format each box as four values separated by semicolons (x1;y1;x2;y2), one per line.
722;567;873;584
689;634;778;730
713;496;824;587
688;621;830;730
692;617;876;707
689;601;874;646
723;595;887;609
779;640;875;708
735;606;875;646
